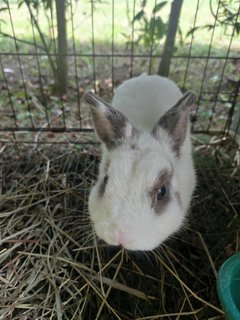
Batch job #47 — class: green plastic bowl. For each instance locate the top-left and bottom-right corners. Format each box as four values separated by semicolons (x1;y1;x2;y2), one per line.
217;252;240;320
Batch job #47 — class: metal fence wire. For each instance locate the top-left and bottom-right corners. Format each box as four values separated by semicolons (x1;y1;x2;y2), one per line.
0;0;239;146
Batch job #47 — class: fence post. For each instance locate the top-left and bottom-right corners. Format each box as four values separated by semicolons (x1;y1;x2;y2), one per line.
158;0;183;77
55;0;68;95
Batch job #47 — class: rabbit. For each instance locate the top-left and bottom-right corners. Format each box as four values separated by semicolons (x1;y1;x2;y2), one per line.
84;73;196;251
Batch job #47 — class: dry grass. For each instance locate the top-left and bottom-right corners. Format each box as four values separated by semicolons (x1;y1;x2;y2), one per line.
0;137;239;320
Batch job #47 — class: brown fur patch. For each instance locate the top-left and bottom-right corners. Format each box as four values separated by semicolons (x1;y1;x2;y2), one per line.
89;105;129;149
85;91;139;149
91;108;116;148
148;169;173;215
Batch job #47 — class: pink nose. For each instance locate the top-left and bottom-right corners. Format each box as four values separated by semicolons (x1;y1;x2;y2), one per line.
116;230;128;245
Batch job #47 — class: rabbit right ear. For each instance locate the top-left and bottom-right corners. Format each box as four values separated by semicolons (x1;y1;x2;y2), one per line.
84;91;137;149
152;91;196;155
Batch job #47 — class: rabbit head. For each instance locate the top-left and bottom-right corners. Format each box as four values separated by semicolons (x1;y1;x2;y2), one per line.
84;91;196;251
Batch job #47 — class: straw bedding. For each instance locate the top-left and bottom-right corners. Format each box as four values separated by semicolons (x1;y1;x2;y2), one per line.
0;138;239;319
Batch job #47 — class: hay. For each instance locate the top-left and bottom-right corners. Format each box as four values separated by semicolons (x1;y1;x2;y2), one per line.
0;138;239;319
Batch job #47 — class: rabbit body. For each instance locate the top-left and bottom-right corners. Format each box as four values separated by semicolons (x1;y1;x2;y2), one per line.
112;73;182;131
84;74;196;251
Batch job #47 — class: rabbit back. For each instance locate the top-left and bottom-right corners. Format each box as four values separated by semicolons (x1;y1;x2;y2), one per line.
112;74;182;131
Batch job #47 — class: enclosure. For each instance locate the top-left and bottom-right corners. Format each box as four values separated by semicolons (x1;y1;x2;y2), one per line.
0;0;240;319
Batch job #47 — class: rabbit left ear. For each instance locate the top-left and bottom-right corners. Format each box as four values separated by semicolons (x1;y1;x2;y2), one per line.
152;91;196;155
84;91;137;149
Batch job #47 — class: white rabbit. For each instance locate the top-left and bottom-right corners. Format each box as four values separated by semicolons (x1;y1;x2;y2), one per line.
84;73;196;251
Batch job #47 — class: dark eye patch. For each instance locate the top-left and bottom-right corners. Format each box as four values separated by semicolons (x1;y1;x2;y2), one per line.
103;174;108;185
99;174;109;196
98;160;110;197
149;169;172;215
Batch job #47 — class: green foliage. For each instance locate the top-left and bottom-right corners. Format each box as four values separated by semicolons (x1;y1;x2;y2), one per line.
18;0;53;10
0;1;9;29
212;0;240;36
4;0;70;95
186;0;240;39
127;0;168;50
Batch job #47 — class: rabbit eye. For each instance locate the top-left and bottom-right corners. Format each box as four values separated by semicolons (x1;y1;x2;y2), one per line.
157;185;167;201
149;170;172;214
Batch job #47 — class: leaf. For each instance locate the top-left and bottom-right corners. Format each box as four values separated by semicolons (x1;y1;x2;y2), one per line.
152;1;168;14
16;91;28;100
178;25;184;46
42;0;53;10
234;22;240;35
32;0;40;10
149;17;156;38
17;111;32;121
149;17;166;40
17;0;25;9
155;17;166;39
144;35;151;47
0;7;8;12
206;24;215;31
186;26;201;38
141;0;147;8
132;10;144;23
0;19;6;26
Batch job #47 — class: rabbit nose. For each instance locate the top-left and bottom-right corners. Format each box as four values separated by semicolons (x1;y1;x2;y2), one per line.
115;230;128;245
102;227;127;246
102;223;130;246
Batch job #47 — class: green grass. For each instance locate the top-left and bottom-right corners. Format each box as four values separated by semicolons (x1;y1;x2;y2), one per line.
0;0;239;137
0;0;239;56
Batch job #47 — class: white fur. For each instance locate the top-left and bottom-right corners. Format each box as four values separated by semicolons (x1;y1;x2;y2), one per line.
88;74;196;251
112;73;182;131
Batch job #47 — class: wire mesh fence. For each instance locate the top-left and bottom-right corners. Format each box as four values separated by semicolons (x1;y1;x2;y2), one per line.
0;0;239;147
0;2;240;318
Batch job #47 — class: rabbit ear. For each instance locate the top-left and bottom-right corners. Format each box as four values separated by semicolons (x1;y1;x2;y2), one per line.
84;91;136;149
152;91;196;155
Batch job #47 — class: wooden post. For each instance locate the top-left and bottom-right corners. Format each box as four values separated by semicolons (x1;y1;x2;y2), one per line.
158;0;183;77
55;0;68;95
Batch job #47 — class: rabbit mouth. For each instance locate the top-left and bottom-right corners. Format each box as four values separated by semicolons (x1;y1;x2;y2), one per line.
94;223;161;251
95;224;132;247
